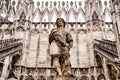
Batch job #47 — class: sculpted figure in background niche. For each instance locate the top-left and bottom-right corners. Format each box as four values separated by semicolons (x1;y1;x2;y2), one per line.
49;18;73;76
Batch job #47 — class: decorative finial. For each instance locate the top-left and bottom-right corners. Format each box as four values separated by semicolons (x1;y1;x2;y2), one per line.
45;1;48;6
50;1;52;8
66;1;69;8
104;1;107;6
30;0;34;4
70;1;73;6
12;1;16;5
37;1;40;6
79;1;82;6
41;1;44;8
75;1;77;8
54;1;57;6
58;1;61;8
109;0;112;4
62;1;65;6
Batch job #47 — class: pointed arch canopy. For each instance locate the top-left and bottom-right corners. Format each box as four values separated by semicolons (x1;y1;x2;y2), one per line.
42;8;50;22
33;7;41;22
78;7;85;22
51;8;58;22
104;7;112;22
69;7;76;22
59;8;67;21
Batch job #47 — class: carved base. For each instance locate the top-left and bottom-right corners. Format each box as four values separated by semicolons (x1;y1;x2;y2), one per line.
54;75;76;80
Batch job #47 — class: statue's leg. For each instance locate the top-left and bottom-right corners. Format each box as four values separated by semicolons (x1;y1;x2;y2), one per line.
53;57;62;75
62;58;71;75
66;58;71;74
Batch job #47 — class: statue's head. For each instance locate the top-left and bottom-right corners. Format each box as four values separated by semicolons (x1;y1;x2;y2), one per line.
56;18;65;28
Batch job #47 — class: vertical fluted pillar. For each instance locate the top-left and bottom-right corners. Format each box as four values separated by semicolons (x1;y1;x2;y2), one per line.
103;57;109;80
87;21;95;66
112;13;120;60
21;21;28;66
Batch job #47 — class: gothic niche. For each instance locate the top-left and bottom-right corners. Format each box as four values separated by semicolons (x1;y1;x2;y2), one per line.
7;54;21;79
107;64;117;80
95;54;103;67
97;73;106;80
91;76;95;80
95;54;104;74
11;54;21;69
92;11;99;20
18;11;26;26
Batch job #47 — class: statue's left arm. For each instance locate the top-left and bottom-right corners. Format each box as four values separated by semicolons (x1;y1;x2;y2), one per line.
66;32;73;51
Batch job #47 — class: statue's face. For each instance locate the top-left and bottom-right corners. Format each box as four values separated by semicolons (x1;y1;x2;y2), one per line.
57;19;64;28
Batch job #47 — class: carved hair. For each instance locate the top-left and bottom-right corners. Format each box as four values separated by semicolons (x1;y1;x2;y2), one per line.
56;18;65;28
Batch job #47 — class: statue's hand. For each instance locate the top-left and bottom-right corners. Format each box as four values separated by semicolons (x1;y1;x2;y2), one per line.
66;43;70;51
66;43;69;47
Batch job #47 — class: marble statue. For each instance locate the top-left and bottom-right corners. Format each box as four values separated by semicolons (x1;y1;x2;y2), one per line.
49;18;73;76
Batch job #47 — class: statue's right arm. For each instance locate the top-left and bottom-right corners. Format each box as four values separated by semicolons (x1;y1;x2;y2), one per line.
54;34;66;47
49;29;66;47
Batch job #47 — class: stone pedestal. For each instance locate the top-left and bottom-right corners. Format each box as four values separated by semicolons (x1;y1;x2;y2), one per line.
54;75;76;80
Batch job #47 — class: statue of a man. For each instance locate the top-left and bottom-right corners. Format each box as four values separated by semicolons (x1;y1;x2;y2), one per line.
49;18;73;75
